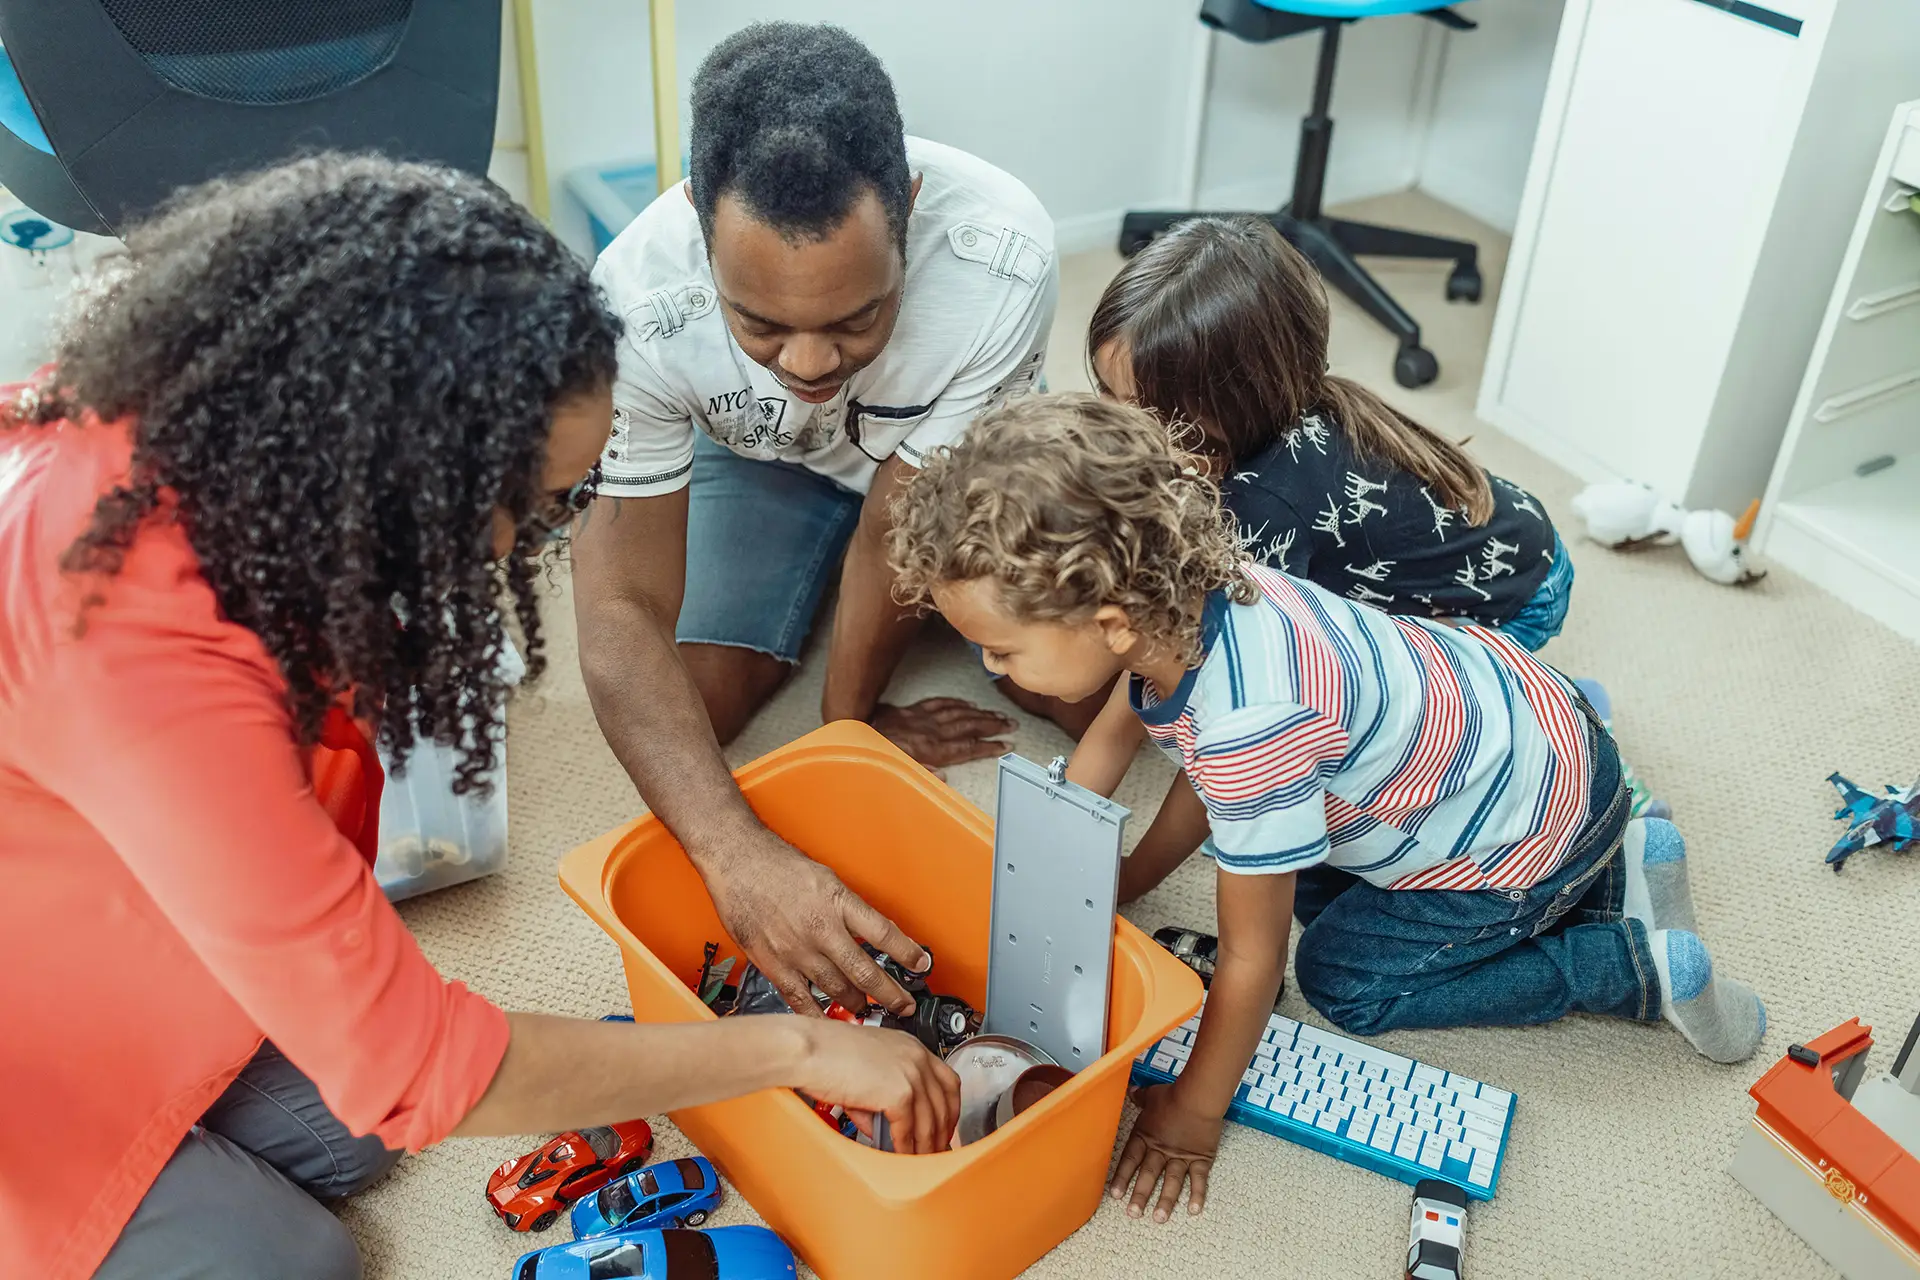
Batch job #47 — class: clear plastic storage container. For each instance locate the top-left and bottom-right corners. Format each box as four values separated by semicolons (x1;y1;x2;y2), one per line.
374;637;525;902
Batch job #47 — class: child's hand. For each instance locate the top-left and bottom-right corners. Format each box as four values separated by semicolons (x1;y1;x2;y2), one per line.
1108;1083;1223;1221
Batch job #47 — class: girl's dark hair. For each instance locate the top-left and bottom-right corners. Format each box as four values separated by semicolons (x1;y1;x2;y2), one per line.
1088;216;1494;524
7;153;621;791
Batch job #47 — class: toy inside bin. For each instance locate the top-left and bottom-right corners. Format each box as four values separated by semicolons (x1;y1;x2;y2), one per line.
559;722;1202;1280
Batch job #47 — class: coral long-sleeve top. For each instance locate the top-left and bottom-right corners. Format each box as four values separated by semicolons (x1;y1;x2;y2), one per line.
0;405;510;1279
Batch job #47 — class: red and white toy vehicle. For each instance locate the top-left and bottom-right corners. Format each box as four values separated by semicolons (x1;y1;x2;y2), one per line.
486;1120;655;1232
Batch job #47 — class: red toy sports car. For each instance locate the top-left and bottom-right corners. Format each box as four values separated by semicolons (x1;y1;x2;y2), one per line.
487;1120;655;1232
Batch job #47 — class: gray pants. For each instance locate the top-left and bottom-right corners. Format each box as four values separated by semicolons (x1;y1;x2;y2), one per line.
95;1043;400;1280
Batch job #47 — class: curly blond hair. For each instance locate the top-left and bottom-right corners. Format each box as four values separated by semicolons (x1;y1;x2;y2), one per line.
888;393;1253;668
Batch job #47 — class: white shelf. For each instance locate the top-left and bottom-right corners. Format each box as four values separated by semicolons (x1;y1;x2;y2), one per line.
1761;99;1920;647
1769;460;1920;642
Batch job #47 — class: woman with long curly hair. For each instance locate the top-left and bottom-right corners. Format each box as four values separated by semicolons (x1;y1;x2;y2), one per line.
0;155;956;1280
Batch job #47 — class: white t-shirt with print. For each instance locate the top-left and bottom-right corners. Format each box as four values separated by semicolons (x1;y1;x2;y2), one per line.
590;137;1057;499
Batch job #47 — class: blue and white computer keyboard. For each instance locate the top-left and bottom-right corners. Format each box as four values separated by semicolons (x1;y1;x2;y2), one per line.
1131;1002;1515;1200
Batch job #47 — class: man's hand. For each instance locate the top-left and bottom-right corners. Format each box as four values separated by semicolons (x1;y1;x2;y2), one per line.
793;1019;961;1154
705;826;931;1017
1108;1083;1223;1221
869;697;1015;768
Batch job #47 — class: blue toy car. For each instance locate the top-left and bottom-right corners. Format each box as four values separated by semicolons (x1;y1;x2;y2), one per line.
569;1157;720;1240
510;1225;795;1280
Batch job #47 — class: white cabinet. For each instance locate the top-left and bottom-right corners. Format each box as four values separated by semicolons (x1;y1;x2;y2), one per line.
1478;0;1920;515
1759;101;1920;644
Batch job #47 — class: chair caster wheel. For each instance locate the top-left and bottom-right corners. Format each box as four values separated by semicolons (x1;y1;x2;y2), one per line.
1446;264;1483;303
1393;345;1440;389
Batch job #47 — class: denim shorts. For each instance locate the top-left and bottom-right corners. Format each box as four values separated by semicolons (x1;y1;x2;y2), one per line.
1495;532;1576;653
676;432;862;663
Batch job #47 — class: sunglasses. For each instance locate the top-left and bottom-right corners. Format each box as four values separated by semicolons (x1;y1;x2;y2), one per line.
527;461;602;543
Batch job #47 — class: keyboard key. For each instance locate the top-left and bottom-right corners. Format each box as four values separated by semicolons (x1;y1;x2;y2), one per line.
1243;1086;1269;1109
1440;1122;1464;1143
1292;1099;1319;1123
1315;1110;1342;1133
1450;1140;1475;1164
1171;1058;1186;1075
1391;1105;1416;1125
1479;1086;1513;1113
1166;1042;1190;1061
1463;1110;1505;1142
1439;1105;1463;1127
1272;1016;1300;1042
1152;1053;1174;1073
1395;1129;1421;1161
1348;1110;1376;1144
1415;1114;1438;1134
1370;1123;1398;1153
1331;1101;1353;1121
1417;1134;1445;1170
1412;1064;1447;1090
1445;1072;1480;1095
1242;1069;1262;1087
1456;1091;1507;1122
1254;1040;1276;1060
1415;1097;1438;1116
1470;1151;1495;1187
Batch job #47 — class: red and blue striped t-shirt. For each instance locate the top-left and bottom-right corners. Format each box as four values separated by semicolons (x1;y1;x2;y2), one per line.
1131;564;1593;890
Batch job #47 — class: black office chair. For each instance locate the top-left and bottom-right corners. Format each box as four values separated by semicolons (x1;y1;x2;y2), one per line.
1121;0;1483;389
0;0;499;236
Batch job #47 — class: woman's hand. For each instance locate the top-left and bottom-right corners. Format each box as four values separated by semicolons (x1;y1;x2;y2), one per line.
793;1019;962;1154
1108;1083;1223;1221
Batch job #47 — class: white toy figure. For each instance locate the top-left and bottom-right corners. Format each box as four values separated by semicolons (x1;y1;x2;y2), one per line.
1569;483;1765;586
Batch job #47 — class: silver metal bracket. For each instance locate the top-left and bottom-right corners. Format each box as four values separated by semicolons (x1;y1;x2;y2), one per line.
984;753;1130;1071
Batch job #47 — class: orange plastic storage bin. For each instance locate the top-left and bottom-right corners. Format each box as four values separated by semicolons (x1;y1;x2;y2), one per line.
559;722;1202;1280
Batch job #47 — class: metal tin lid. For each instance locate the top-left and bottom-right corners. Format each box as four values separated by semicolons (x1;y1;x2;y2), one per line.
946;1035;1056;1147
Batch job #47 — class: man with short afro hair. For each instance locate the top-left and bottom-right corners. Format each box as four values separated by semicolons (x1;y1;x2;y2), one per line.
573;22;1057;1019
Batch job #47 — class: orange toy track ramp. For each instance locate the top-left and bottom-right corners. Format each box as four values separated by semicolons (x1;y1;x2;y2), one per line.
559;721;1203;1280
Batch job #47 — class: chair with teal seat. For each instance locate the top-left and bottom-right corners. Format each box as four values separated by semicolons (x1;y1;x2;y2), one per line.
1121;0;1482;389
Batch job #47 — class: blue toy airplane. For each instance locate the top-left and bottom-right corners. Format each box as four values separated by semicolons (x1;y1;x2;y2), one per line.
1825;773;1920;871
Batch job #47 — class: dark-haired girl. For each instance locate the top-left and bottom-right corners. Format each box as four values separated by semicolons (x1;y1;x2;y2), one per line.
0;155;955;1280
1093;216;1571;649
1067;215;1658;819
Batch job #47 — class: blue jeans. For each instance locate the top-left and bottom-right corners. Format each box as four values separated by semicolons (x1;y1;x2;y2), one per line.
1495;532;1575;652
1289;703;1658;1036
677;433;863;663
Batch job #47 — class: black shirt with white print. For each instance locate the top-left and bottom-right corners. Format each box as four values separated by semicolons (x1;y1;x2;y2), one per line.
1224;411;1557;626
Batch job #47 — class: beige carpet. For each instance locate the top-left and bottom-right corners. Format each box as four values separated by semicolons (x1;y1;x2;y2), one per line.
340;193;1920;1279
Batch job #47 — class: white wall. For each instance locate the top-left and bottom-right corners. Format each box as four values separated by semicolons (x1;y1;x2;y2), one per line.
1415;0;1565;234
508;1;1488;259
498;2;1566;257
1196;17;1433;213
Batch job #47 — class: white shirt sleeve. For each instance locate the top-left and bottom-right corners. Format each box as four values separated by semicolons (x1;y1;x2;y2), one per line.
589;236;701;499
891;249;1059;469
